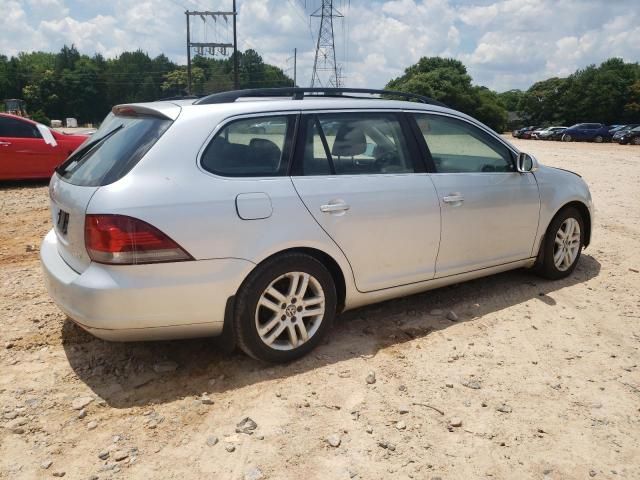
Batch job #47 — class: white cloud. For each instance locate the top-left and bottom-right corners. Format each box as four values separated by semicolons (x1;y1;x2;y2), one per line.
0;0;638;91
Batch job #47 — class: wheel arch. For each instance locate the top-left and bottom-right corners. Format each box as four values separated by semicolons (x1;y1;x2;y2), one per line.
561;201;591;247
240;247;348;313
540;201;592;255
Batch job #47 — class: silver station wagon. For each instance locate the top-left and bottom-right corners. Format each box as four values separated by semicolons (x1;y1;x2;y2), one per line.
41;87;593;362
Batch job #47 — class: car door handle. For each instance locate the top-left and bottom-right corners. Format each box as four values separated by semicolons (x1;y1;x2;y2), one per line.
442;194;464;204
320;202;350;213
0;141;11;146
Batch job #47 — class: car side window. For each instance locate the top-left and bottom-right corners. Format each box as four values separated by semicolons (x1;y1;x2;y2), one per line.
413;114;514;173
0;117;42;139
301;112;414;176
201;115;291;177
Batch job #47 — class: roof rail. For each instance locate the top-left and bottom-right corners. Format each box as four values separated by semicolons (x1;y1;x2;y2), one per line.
194;87;446;107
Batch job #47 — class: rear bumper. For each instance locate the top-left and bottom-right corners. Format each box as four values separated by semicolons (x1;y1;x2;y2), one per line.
40;229;253;341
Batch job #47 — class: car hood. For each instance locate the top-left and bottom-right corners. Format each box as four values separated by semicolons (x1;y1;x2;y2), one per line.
547;165;581;178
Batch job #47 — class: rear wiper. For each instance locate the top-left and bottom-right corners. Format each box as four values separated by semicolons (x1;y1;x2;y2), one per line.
56;124;124;173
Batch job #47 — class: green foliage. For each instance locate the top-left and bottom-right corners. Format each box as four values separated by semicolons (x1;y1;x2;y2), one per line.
386;57;508;131
497;89;524;112
0;45;293;124
30;110;50;126
625;80;640;117
518;77;568;125
388;56;640;130
518;58;640;125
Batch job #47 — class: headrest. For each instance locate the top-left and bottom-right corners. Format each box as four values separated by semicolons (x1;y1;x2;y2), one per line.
331;123;367;157
249;138;281;169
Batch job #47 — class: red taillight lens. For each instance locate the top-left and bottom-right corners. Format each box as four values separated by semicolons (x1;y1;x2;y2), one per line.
85;214;192;265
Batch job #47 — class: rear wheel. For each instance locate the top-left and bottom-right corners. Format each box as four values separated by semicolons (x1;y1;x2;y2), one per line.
536;207;584;279
234;253;337;363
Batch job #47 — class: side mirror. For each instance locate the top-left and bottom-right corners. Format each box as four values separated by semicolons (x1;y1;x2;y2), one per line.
516;152;538;173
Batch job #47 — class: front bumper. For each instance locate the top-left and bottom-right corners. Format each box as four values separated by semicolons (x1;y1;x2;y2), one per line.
40;229;253;341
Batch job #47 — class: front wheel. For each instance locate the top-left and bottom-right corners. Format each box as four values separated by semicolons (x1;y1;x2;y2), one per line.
536;207;584;279
563;134;572;142
594;135;603;143
632;137;640;146
234;253;337;363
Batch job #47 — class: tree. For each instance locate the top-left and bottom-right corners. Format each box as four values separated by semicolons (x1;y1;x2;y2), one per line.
161;67;204;96
386;56;508;131
0;46;292;123
624;80;640;118
518;77;567;125
497;89;524;112
518;58;640;125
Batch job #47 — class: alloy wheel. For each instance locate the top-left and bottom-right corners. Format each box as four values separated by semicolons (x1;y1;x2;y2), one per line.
553;218;581;272
254;272;325;351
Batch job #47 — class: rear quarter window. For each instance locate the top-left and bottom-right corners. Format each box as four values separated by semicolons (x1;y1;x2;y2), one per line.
201;115;293;177
56;112;172;187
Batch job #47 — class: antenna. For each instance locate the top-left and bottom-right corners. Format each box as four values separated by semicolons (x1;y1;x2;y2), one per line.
310;0;343;88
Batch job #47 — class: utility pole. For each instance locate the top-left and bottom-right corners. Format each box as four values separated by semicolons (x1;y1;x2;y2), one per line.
185;5;238;95
186;11;192;94
310;0;343;88
233;0;239;89
293;47;297;86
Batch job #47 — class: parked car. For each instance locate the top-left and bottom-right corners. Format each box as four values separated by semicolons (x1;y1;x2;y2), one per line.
40;87;593;363
562;123;612;143
248;119;287;134
0;113;88;180
512;126;539;138
521;126;540;139
532;126;567;140
548;127;568;141
529;128;547;140
612;124;640;143
616;126;640;145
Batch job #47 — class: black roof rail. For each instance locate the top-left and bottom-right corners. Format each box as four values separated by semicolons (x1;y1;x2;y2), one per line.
194;87;447;107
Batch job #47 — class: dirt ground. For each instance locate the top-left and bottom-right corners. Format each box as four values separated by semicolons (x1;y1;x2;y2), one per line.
1;138;639;480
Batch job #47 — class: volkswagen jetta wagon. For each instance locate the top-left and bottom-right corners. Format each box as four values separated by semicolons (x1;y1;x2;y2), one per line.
40;87;593;362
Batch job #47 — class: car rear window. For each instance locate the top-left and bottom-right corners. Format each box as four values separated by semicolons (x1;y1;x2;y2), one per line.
56;112;172;186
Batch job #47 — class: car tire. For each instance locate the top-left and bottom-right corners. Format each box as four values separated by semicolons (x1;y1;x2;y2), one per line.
594;135;603;143
535;207;584;280
234;252;337;363
563;134;572;142
632;137;640;146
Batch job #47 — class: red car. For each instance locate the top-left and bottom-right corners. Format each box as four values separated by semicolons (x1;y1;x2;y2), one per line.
0;113;89;180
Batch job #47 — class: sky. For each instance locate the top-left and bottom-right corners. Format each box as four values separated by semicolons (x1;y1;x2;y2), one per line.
1;0;639;92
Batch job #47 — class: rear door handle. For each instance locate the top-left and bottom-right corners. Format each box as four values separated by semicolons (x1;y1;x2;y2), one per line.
442;194;464;204
320;202;350;213
0;141;11;146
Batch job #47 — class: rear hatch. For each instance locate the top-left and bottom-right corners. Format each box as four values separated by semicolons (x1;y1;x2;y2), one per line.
50;103;178;273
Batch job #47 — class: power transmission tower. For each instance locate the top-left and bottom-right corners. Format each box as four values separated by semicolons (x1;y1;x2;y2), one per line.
310;0;343;88
185;2;238;95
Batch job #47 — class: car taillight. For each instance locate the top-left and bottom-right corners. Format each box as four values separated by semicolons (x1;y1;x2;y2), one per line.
85;214;192;265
